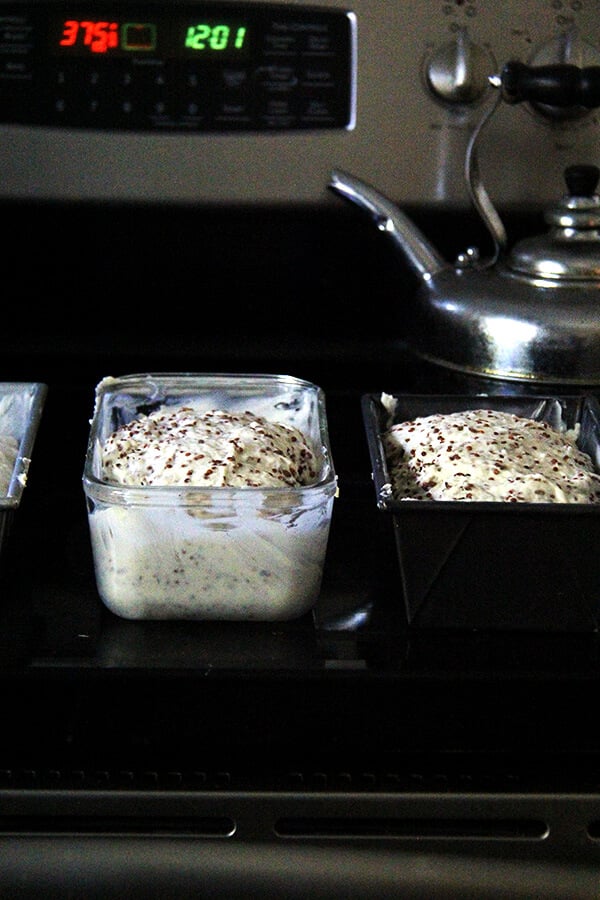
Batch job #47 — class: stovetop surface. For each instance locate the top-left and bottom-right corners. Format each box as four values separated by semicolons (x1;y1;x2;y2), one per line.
3;380;600;678
1;201;600;778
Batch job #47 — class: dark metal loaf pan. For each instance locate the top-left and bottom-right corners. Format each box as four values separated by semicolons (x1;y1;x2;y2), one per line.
361;393;600;632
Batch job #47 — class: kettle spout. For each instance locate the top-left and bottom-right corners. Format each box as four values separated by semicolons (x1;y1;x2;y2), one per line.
329;169;447;281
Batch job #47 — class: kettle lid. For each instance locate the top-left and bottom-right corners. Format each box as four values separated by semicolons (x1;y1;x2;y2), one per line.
507;164;600;281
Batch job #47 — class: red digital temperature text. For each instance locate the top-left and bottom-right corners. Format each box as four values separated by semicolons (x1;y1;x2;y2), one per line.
60;20;119;53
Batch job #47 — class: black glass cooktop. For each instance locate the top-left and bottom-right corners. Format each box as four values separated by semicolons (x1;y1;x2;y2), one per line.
1;201;600;813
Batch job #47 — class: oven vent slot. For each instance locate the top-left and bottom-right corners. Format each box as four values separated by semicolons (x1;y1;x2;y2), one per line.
0;815;236;838
274;816;549;841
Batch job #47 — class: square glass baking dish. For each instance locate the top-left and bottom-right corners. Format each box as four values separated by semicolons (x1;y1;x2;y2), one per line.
0;382;47;554
83;373;337;621
362;392;600;632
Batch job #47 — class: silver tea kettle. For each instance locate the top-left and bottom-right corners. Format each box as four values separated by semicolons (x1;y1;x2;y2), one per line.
329;61;600;388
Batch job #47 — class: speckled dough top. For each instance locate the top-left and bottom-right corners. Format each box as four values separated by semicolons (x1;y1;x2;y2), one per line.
383;408;600;503
101;406;318;488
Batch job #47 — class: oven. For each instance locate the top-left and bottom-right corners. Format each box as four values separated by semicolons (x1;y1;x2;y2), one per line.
1;1;600;896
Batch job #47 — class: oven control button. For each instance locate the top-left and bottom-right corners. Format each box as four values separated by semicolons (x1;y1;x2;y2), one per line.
424;27;495;106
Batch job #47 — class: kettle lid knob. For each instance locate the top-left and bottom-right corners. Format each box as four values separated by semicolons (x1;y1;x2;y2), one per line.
544;163;600;229
507;163;600;281
564;163;599;197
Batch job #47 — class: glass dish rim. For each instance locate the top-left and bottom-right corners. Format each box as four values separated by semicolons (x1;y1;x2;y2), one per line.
83;371;338;503
0;381;48;509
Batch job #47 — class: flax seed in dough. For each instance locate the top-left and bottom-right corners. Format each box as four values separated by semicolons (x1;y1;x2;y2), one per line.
101;406;318;488
383;407;600;503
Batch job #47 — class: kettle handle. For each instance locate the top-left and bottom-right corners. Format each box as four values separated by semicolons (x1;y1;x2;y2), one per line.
501;61;600;109
464;77;508;267
464;61;600;269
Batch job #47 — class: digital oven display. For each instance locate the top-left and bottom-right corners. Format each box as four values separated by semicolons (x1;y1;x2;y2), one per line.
0;2;355;132
54;15;250;57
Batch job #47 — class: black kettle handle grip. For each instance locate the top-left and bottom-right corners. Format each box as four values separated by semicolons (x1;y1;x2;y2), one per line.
501;60;600;109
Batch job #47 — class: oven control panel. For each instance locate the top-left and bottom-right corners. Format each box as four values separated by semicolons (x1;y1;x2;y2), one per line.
0;2;355;130
0;0;599;205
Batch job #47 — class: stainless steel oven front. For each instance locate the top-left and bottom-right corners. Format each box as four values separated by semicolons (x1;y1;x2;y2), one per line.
0;0;599;206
